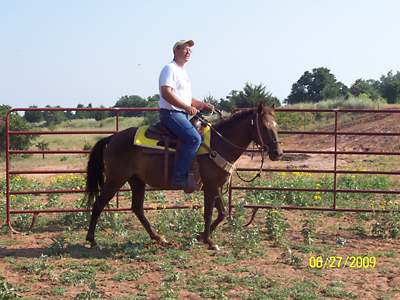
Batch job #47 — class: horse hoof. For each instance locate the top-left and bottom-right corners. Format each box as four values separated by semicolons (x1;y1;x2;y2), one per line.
91;244;101;250
209;245;221;251
160;239;169;244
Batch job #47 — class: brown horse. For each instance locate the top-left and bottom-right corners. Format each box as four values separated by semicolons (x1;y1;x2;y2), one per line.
85;102;283;250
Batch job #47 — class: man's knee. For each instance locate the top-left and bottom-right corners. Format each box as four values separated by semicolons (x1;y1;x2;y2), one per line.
192;134;201;147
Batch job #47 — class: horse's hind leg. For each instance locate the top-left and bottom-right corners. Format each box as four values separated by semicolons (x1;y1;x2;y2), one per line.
86;181;122;249
129;177;167;244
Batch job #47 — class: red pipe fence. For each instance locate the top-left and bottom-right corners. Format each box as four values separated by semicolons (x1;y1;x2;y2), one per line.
5;107;400;233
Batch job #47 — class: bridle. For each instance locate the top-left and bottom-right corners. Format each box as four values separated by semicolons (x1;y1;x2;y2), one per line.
196;109;281;183
196;108;280;153
251;111;281;153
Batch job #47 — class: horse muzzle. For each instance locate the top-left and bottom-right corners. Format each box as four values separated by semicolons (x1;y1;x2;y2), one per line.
267;146;283;161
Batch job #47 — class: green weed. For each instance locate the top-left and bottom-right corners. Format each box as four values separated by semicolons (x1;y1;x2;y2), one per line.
0;276;21;299
322;281;359;298
372;201;400;238
59;268;97;285
113;267;143;282
223;202;262;257
13;254;56;281
281;246;304;266
264;208;290;246
73;283;104;299
301;218;318;244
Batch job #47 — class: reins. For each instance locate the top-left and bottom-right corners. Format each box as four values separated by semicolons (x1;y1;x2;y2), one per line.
195;109;248;150
194;109;274;184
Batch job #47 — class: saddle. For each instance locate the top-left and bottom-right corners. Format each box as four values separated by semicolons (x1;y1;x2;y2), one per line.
143;116;206;191
145;117;205;142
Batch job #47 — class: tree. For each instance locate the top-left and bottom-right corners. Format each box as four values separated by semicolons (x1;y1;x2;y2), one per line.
380;70;400;104
219;98;235;112
113;95;147;117
94;105;108;121
0;105;37;154
45;106;66;126
350;79;381;100
24;105;43;123
146;94;160;107
74;103;97;119
230;83;280;108
140;94;160;125
75;103;88;119
285;67;348;104
203;94;220;110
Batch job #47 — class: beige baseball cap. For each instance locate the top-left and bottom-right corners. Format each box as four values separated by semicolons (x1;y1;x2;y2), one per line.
173;39;194;51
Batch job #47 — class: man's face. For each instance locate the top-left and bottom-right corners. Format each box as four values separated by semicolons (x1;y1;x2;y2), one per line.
174;42;192;63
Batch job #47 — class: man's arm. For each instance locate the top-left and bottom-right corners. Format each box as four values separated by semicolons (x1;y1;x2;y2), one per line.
160;86;198;115
192;98;213;113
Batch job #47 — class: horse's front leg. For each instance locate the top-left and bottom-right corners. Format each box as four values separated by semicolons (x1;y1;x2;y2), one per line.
210;187;226;234
129;177;167;244
203;187;222;251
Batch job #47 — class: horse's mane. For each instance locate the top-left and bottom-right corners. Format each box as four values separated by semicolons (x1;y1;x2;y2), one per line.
212;108;255;131
213;106;275;131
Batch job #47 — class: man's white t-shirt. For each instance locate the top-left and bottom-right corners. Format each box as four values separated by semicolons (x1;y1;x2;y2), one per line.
159;60;192;112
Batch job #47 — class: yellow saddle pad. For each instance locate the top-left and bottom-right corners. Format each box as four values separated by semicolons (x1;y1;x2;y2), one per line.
134;125;211;154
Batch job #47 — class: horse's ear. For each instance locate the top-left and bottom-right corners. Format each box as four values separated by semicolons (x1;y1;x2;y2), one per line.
257;102;264;115
272;103;275;110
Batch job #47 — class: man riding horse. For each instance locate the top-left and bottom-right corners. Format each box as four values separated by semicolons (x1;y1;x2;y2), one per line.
158;39;213;191
84;40;283;251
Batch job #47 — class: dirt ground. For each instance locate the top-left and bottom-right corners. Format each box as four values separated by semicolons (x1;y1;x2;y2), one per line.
1;110;400;299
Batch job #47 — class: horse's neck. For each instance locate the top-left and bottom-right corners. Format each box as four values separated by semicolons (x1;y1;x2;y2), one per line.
212;114;253;163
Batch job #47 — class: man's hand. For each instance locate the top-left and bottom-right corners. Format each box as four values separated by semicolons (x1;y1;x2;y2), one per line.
202;103;214;113
184;105;199;116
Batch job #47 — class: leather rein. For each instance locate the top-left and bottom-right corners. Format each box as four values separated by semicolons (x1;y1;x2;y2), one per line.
196;109;281;183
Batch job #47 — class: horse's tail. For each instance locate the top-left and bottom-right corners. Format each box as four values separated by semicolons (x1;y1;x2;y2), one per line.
86;135;113;208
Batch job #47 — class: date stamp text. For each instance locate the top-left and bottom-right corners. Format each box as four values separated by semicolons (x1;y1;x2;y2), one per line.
309;255;376;269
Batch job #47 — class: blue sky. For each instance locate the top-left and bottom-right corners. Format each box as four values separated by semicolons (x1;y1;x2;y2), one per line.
1;0;399;109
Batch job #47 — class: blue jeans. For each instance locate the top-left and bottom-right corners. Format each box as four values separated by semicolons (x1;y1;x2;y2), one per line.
159;109;201;183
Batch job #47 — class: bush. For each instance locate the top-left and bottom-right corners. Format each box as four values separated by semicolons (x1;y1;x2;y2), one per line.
0;105;37;154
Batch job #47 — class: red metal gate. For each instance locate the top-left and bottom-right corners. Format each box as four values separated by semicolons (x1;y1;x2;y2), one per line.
229;107;400;224
5;107;400;232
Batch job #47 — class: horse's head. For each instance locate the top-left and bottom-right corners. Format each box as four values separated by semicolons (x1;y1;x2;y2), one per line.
251;102;283;161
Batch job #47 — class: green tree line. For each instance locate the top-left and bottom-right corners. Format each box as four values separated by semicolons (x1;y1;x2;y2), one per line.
285;68;400;105
22;68;400;125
